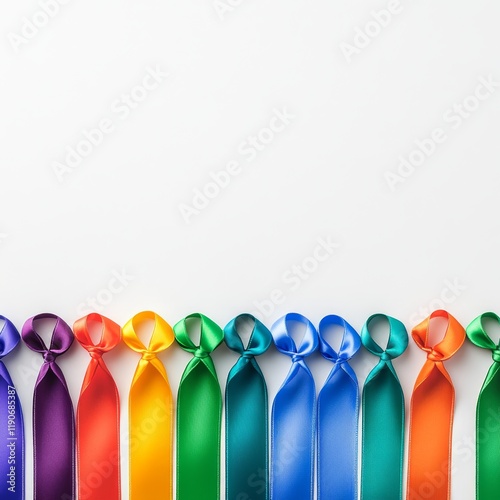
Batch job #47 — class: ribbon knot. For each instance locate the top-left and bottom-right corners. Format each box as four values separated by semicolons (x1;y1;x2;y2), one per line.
194;348;208;359
43;351;56;363
380;351;392;362
492;349;500;363
291;353;304;363
427;348;442;362
87;348;102;360
241;351;254;359
141;351;157;362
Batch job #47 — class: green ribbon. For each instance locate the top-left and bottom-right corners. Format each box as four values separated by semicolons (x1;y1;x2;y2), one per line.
174;313;224;500
466;312;500;500
224;314;272;500
360;313;408;500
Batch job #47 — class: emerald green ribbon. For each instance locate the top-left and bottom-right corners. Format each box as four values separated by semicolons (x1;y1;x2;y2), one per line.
174;313;224;500
224;314;272;500
466;312;500;500
361;313;408;500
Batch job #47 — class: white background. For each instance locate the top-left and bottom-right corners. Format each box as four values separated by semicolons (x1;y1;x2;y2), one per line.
2;0;500;498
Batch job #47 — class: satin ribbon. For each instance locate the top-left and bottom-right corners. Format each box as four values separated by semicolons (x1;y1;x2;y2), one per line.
224;314;272;500
317;314;361;500
270;313;318;500
361;313;408;500
0;316;24;500
74;313;121;500
407;310;465;500
122;311;174;500
465;312;500;499
174;313;224;500
22;313;75;500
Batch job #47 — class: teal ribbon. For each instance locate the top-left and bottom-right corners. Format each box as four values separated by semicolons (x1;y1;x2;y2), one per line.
360;313;408;500
224;314;272;500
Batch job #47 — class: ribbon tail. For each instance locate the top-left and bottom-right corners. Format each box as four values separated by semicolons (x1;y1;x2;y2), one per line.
318;367;358;500
0;363;24;500
361;364;405;500
476;363;500;499
177;360;222;500
407;365;454;500
77;363;120;500
226;362;268;500
34;363;75;500
271;363;315;500
129;362;173;500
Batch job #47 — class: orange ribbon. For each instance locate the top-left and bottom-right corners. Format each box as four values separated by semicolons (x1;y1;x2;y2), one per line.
407;310;465;500
74;313;121;500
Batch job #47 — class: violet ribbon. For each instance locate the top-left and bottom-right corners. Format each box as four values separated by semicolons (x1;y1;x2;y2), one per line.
22;313;75;500
0;315;24;500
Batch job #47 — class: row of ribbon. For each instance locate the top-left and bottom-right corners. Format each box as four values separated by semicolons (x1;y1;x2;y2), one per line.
0;310;498;499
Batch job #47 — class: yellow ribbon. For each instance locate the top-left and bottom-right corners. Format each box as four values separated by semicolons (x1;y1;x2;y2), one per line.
122;311;174;500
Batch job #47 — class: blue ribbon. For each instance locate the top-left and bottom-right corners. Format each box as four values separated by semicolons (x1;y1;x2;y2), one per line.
0;316;24;500
317;315;361;500
271;313;318;500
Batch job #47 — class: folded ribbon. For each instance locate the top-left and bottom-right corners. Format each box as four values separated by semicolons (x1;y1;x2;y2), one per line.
122;311;175;500
271;313;318;500
74;313;121;500
407;310;465;500
0;316;24;500
361;313;408;500
174;313;224;500
22;313;75;500
466;312;500;500
224;313;272;500
317;314;361;500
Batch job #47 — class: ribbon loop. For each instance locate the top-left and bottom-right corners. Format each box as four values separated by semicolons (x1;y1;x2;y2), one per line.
224;314;272;500
123;311;175;500
466;312;500;499
0;316;25;500
407;310;465;500
271;313;318;500
361;313;408;500
22;313;75;500
317;314;361;500
74;313;121;500
174;313;224;500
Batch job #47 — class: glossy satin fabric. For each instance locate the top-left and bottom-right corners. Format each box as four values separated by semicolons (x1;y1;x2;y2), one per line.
317;314;361;500
407;310;465;500
122;311;174;500
466;312;500;500
174;313;224;500
22;313;75;500
0;316;24;500
361;313;408;500
271;313;318;500
224;314;272;500
74;313;121;500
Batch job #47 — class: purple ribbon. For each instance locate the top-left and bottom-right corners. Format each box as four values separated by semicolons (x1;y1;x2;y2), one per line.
0;316;24;500
22;313;75;500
